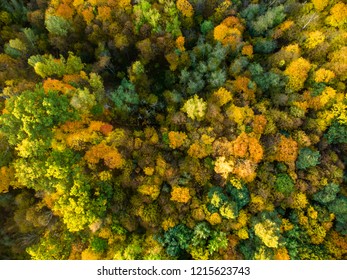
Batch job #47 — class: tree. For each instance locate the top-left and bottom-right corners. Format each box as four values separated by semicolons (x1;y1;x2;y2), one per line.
296;148;320;170
284;57;311;92
181;95;207;121
0;86;76;147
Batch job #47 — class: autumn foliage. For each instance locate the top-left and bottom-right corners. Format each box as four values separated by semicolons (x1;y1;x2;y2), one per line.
0;0;346;261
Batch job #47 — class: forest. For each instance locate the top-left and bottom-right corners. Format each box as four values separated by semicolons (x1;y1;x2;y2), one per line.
0;0;346;260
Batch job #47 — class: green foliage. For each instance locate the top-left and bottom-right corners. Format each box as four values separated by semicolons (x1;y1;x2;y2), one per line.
0;86;76;147
26;228;73;260
200;20;214;34
45;15;71;37
91;237;108;253
109;78;139;119
250;5;286;36
28;53;84;79
326;122;347;144
160;224;193;257
275;173;294;196
296;148;321;170
328;196;347;235
0;0;27;24
313;183;340;205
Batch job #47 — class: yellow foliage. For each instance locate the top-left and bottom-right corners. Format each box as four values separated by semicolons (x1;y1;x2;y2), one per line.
176;0;194;17
168;131;187;149
237;228;249;239
227;105;254;126
138;185;160;200
214;17;243;47
313;86;336;109
284;57;311;92
98;171;112;181
292;192;308;209
283;43;301;55
242;44;253;58
332;94;347;125
81;248;102;260
229;176;243;190
326;2;347;27
307;206;318;220
181;95;207;121
250;194;266;212
143;167;155;176
170;186;191;203
212;87;233;106
188;142;211;159
281;219;294;232
254;219;279;248
314;68;336;83
305;31;325;49
220;203;237;220
214;156;234;179
162;217;176;231
311;0;329;11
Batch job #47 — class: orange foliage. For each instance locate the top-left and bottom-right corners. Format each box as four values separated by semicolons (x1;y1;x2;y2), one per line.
56;3;74;20
233;159;257;182
84;142;124;169
207;212;222;225
176;36;185;52
43;78;75;94
168;131;187;149
63;73;86;85
241;44;253;58
252;115;267;135
273;20;294;39
81;7;94;25
231;132;263;163
100;124;113;136
233;76;256;102
274;247;290;260
275;135;298;163
97;6;112;21
0;166;13;193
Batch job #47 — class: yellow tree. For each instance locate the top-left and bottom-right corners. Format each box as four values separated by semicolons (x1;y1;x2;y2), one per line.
284;57;311;92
